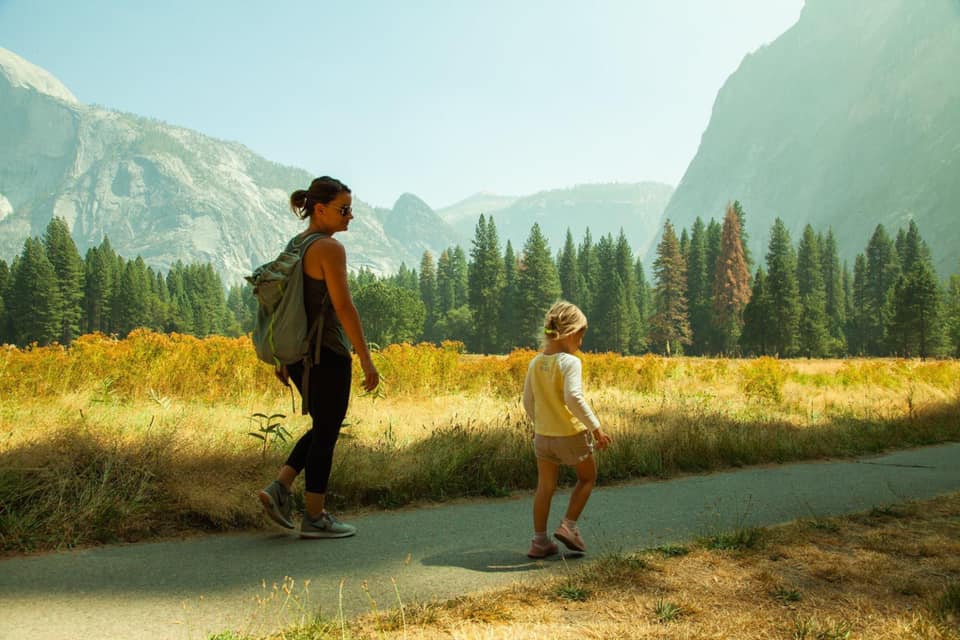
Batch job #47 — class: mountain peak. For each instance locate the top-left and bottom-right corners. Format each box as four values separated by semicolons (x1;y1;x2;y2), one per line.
0;47;79;105
393;192;432;210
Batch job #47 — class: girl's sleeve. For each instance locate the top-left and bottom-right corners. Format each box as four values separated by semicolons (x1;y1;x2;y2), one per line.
559;355;601;431
522;362;536;422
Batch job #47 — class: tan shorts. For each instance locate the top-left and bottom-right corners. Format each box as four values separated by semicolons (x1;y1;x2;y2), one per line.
534;431;594;466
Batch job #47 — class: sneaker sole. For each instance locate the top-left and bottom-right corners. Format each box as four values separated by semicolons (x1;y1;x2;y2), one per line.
258;490;294;530
299;529;356;539
527;547;559;559
554;531;586;552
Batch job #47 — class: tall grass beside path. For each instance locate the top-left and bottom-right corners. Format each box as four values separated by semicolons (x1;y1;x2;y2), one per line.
1;333;959;554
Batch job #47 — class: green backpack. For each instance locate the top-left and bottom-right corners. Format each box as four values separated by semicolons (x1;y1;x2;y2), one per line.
246;232;329;413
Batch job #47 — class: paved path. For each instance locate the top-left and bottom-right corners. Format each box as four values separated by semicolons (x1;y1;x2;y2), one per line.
2;443;960;640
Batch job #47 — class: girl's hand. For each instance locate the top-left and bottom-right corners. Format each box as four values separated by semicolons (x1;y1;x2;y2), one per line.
592;428;612;450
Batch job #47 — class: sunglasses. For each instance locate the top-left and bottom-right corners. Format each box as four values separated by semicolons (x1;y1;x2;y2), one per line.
333;204;353;217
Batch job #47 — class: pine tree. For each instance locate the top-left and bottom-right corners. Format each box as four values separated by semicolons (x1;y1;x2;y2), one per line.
764;218;800;357
165;263;194;334
499;241;521;351
732;200;752;273
108;254;127;335
595;272;631;353
0;259;10;343
9;238;62;346
84;237;115;335
577;228;600;322
820;229;847;355
467;215;505;353
847;254;869;355
114;258;152;336
740;268;774;356
796;225;829;358
685;217;711;355
516;224;561;349
843;259;853;335
947;272;960;357
43;217;84;344
889;221;943;358
451;246;469;310
592;234;630;353
704;218;723;352
226;285;250;336
864;225;900;355
614;230;642;353
633;258;651;352
649;221;691;356
712;205;752;355
419;251;438;341
145;266;168;332
436;249;455;316
558;229;580;305
390;263;418;292
890;262;943;359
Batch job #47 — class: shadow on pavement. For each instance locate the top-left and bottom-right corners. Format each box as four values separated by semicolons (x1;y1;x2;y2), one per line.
420;547;584;572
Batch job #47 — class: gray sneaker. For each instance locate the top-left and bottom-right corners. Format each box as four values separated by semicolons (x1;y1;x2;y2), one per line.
258;480;294;529
300;511;356;539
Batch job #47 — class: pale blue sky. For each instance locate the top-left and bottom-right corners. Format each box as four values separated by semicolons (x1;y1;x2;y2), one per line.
0;0;803;209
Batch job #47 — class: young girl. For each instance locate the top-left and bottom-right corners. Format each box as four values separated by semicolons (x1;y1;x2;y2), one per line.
522;301;612;558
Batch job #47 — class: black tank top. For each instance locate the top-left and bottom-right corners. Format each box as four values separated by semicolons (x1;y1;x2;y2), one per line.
303;270;351;358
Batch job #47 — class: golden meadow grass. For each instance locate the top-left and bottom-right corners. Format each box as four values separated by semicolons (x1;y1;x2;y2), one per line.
234;493;960;640
2;330;959;553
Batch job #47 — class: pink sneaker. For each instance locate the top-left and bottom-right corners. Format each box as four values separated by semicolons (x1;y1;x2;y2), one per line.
527;537;559;559
554;522;586;552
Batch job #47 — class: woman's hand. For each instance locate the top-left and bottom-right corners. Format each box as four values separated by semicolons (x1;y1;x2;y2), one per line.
361;359;380;392
592;427;612;450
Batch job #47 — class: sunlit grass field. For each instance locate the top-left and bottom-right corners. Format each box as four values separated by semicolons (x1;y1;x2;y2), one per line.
1;330;959;554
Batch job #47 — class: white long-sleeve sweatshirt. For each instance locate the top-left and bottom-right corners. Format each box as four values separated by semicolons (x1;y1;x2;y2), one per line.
522;352;601;436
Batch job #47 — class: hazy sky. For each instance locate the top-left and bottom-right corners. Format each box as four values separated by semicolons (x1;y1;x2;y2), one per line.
0;0;803;209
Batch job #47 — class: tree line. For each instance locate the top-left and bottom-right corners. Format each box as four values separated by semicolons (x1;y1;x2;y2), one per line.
345;202;960;359
3;209;959;358
0;218;245;346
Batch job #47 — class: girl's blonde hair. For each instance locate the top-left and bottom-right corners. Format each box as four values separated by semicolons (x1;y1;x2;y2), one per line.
542;300;588;344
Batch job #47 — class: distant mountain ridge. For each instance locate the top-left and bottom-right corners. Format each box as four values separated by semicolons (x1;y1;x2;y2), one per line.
0;47;462;283
439;182;674;258
662;0;960;276
0;47;675;282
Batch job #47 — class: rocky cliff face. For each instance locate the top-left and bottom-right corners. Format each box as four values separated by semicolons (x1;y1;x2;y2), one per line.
662;0;960;275
0;47;461;282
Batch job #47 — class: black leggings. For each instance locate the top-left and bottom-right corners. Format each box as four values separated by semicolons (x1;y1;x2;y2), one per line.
284;350;352;494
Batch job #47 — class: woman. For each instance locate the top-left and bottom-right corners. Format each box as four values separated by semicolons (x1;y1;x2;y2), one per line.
258;176;379;539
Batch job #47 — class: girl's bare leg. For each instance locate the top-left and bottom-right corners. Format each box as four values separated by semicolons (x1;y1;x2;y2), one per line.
533;458;560;532
564;455;597;521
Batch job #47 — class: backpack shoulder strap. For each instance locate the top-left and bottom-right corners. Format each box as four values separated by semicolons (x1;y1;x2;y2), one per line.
291;231;330;258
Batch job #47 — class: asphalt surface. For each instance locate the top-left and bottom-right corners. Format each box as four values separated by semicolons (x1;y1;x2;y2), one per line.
2;442;959;640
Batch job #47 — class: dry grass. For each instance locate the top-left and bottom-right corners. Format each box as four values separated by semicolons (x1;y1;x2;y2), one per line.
242;494;960;640
2;334;960;554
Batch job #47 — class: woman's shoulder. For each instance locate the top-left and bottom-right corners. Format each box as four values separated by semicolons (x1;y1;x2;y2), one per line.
304;234;344;258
